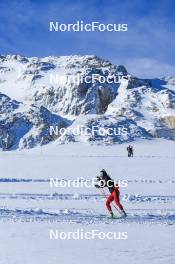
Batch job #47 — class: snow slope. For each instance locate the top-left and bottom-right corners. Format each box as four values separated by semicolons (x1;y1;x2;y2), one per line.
0;139;174;264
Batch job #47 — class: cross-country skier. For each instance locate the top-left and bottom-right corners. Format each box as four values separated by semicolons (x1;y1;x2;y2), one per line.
95;169;127;218
130;145;134;157
127;145;134;157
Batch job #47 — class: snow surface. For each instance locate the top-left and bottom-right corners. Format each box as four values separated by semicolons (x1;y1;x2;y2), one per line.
0;139;175;264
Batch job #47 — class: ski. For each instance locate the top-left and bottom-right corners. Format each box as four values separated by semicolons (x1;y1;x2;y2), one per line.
110;215;127;220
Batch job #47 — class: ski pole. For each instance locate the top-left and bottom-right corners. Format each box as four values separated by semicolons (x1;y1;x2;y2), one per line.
99;188;121;214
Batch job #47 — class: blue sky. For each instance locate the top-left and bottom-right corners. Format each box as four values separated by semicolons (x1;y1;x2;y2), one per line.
0;0;175;77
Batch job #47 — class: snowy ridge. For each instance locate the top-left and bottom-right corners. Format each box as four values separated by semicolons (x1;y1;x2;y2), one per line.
0;54;175;150
0;207;175;224
0;192;175;203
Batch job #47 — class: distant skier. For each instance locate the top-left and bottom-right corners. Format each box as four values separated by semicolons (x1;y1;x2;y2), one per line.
127;145;134;157
95;169;127;218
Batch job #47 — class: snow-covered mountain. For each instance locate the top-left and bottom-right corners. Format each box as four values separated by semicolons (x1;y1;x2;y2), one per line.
0;54;175;150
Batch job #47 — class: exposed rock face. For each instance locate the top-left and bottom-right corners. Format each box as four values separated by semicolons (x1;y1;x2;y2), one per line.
161;116;175;129
0;93;69;150
0;54;175;150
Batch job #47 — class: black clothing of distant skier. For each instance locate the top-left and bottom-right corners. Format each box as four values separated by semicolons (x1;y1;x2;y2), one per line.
127;145;134;157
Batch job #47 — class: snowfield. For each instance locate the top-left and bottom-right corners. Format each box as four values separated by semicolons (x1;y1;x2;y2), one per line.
0;139;175;264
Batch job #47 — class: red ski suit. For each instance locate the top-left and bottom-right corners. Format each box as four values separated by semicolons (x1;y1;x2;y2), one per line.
106;187;124;212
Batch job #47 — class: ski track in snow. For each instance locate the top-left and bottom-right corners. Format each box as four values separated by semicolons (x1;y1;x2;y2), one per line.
0;178;175;183
0;179;175;225
0;146;174;226
0;192;175;203
0;207;174;225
